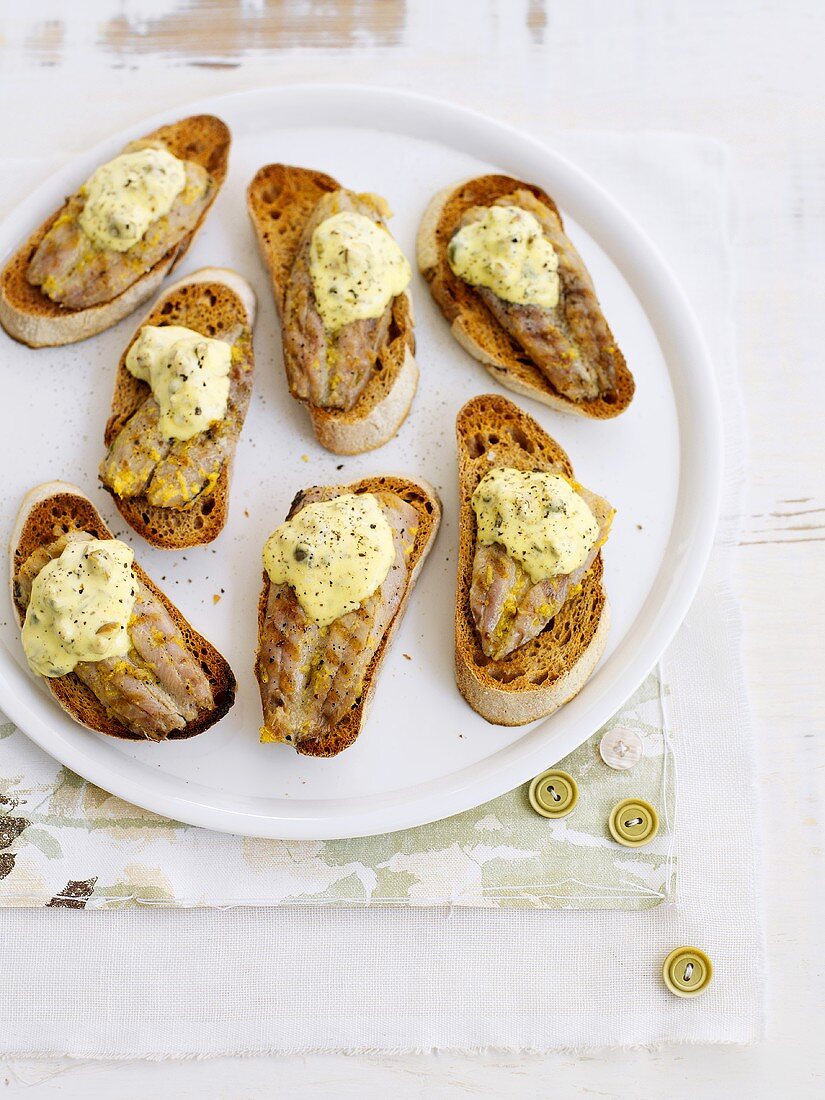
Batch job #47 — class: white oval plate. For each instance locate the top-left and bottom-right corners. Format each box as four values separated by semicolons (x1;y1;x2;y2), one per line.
0;85;721;839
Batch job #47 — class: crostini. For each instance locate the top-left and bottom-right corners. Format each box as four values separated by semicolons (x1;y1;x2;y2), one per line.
418;175;635;418
99;267;256;549
255;475;440;756
455;395;613;725
10;482;236;741
0;115;230;347
247;164;418;454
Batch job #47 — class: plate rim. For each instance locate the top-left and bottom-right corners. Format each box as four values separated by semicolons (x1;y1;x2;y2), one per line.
0;83;723;839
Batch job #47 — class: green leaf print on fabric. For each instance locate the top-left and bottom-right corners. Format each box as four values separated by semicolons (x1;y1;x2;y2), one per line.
21;827;62;860
0;671;674;910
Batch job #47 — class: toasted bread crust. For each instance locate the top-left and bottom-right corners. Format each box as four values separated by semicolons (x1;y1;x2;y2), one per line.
0;115;231;348
256;475;441;757
454;395;610;725
418;175;634;419
9;482;236;741
101;268;256;550
247;164;418;454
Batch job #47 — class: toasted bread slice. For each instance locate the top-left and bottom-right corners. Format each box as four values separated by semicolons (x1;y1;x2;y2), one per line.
0;115;231;348
247;164;418;454
100;267;256;550
455;395;610;725
256;475;441;757
9;481;236;741
418;175;634;419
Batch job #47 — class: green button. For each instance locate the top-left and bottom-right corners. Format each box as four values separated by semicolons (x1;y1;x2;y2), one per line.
608;798;659;847
528;770;578;818
662;946;713;997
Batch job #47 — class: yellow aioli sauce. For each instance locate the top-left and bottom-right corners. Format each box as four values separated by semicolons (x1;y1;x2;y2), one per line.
448;204;560;308
126;325;232;442
472;468;599;581
78;147;186;252
309;210;411;332
262;493;395;627
22;539;136;678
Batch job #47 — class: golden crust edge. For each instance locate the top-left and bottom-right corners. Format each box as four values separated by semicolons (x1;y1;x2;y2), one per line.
0;117;231;348
452;393;611;726
247;168;418;453
0;261;174;348
454;597;610;726
8;481;236;741
256;475;442;756
101;267;256;549
308;336;419;455
417;175;633;420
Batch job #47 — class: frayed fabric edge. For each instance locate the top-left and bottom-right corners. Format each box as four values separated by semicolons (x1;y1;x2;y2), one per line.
0;1034;762;1061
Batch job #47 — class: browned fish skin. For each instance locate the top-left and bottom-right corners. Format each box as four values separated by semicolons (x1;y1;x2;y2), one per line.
128;583;213;721
99;399;173;501
256;586;323;744
99;326;253;510
144;363;246;509
476;287;600;402
257;489;418;745
470;485;614;659
282;190;395;412
27;148;213;311
454;190;620;403
74;656;187;741
15;530;213;740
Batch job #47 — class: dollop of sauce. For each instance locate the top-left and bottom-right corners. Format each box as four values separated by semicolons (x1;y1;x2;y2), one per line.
126;325;232;441
309;210;411;332
22;539;136;678
472;467;599;581
262;493;395;627
448;204;560;308
78;147;186;252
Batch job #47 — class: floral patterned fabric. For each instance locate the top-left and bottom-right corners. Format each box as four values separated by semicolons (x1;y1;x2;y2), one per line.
0;671;674;910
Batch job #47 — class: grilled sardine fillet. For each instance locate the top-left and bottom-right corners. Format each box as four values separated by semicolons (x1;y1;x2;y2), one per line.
27;147;213;311
470;486;614;661
10;482;235;741
100;323;250;509
418;175;635;419
99;269;256;549
455;395;612;727
0;115;230;349
283;189;395;411
17;532;210;738
255;476;441;757
456;190;619;403
247;164;418;455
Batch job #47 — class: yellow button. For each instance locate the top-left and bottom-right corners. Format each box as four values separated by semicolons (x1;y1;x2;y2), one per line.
528;770;578;819
662;946;713;997
608;798;659;846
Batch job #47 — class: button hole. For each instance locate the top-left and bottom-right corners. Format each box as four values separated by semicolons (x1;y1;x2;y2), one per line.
547;785;561;802
625;817;644;828
683;962;694;981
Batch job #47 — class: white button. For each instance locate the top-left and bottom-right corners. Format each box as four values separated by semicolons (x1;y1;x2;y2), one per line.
599;727;643;771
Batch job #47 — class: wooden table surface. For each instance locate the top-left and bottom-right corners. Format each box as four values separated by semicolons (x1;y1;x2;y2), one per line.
0;1;823;1096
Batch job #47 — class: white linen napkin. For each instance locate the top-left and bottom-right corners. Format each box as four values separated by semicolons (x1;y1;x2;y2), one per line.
0;133;764;1053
